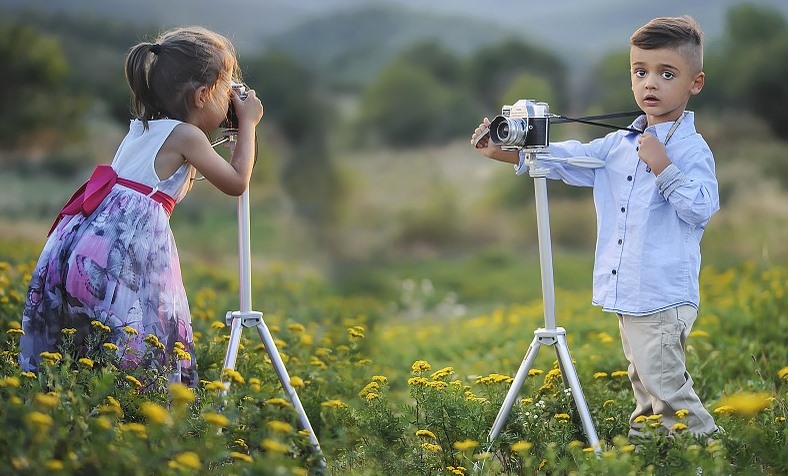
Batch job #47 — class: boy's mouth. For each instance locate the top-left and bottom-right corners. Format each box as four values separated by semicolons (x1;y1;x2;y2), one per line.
643;94;659;105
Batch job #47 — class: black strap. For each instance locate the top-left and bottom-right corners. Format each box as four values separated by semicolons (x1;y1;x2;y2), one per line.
551;111;643;134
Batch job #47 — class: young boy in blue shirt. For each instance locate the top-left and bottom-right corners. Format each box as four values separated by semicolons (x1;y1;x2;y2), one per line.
471;16;720;440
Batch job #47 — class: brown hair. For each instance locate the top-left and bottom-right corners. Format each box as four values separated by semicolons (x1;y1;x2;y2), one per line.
124;26;240;128
630;16;704;73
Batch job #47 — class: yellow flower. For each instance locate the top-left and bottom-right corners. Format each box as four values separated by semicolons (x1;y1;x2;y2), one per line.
222;368;245;384
372;375;388;383
204;380;227;391
169;383;196;406
421;443;442;452
527;369;544;376
521;398;533;405
123;326;138;335
603;399;616;407
365;392;379;401
78;358;94;368
416;429;436;439
141;402;172;425
266;397;292;408
689;329;710;338
290;376;305;388
44;460;64;471
266;420;294;433
646;414;663;421
202;412;229;428
633;415;648;423
261;439;290;453
554;413;571;421
229;452;253;463
95;417;112;430
0;376;20;388
119;422;147;438
288;323;306;333
347;327;364;339
319;399;346;409
124;375;143;388
20;372;36;379
675;409;690;419
411;360;432;373
713;405;736;415
671;423;689;432
34;393;59;409
169;452;201;470
611;370;628;378
25;411;53;427
716;392;772;417
430;366;454;380
511;441;533;453
778;366;788;380
102;343;118;352
453;439;479;451
39;351;62;364
358;381;380;397
593;372;608;379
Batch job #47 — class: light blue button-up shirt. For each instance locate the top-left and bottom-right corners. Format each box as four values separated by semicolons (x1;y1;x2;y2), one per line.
515;111;719;316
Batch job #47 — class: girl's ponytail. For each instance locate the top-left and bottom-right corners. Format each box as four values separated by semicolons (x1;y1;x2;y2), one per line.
124;43;161;129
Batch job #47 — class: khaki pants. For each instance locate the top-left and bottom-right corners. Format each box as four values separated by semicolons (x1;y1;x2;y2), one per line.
618;305;717;439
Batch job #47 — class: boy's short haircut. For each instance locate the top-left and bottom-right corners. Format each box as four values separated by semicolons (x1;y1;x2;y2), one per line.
630;16;704;73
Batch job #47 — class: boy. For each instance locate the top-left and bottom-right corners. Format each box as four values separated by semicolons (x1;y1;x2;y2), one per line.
471;16;720;441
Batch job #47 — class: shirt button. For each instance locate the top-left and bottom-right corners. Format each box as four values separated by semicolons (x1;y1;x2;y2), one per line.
627;175;633;181
618;239;623;245
620;207;626;213
612;269;617;275
646;166;652;173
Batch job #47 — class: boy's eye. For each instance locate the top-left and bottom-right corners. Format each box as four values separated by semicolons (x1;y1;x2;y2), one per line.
633;69;646;78
661;71;675;80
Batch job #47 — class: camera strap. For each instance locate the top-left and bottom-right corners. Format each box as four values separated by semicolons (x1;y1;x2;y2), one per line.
551;111;643;134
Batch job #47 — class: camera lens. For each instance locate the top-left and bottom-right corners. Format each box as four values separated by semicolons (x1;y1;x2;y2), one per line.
490;116;529;147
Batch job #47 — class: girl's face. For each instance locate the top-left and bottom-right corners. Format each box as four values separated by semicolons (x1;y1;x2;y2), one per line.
191;73;232;132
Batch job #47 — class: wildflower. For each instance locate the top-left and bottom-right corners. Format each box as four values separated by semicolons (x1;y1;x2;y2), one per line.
597;332;615;344
261;439;290;453
421;443;442;452
416;429;436;439
620;444;636;453
229;452;253;463
646;414;662;421
21;372;36;379
528;369;544;376
25;411;53;427
123;326;138;335
141;402;172;425
99;396;123;417
372;375;388;383
173;347;191;361
554;413;571;421
511;441;532;453
290;376;305;388
222;368;245;384
102;343;118;352
266;397;293;408
408;377;429;386
611;370;628;378
358;381;380;397
143;334;165;350
775;416;786;423
426;381;448;391
90;320;111;332
319;399;346;409
119;422;147;437
78;357;94;368
365;392;379;401
430;366;454;380
210;321;225;329
39;351;62;364
676;409;690;419
124;375;143;388
633;415;648;423
520;397;533;405
44;460;64;471
347;327;364;340
203;412;229;427
95;417;112;430
0;376;20;388
61;328;77;336
267;420;294;433
453;439;479;451
411;360;431;373
603;399;616;407
671;423;689;432
593;372;608;379
778;366;788;380
689;330;710;338
169;452;201;470
34;393;59;409
204;380;227;392
716;392;772;417
169;383;196;406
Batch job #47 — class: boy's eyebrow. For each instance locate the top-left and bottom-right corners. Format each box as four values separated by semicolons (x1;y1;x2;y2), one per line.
630;60;680;71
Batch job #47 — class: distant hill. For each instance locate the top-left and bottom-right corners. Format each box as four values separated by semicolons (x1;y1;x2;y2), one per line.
3;0;788;85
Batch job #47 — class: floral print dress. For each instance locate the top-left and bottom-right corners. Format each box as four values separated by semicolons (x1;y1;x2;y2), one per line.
19;119;199;386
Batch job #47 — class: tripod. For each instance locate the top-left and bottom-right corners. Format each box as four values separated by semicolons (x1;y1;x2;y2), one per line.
213;133;326;468
488;150;603;454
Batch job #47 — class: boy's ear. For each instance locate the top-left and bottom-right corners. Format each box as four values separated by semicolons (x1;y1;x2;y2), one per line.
690;71;705;96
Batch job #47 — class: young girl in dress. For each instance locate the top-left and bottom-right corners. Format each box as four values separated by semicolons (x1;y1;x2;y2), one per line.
18;26;264;387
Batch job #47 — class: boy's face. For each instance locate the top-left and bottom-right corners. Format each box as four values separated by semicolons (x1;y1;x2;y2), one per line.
630;46;704;126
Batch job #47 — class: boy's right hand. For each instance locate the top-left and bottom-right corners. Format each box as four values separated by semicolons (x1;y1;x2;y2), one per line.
470;118;519;164
232;89;264;127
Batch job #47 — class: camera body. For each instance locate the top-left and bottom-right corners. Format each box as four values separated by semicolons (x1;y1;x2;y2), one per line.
489;99;550;151
223;82;248;130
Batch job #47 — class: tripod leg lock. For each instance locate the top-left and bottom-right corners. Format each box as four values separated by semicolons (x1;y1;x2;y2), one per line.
225;310;264;328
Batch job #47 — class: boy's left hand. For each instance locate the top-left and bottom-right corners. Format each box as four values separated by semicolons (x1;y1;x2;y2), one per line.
637;133;671;175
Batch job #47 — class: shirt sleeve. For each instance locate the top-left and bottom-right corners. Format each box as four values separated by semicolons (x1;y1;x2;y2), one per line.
515;138;612;187
655;147;720;227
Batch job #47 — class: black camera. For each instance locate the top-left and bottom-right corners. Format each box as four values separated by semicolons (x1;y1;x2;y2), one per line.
223;81;248;129
489;99;550;151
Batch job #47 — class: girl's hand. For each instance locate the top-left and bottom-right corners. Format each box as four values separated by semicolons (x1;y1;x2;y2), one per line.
232;89;264;127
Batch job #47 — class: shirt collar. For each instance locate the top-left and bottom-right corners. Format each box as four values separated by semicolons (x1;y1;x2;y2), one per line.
630;111;695;144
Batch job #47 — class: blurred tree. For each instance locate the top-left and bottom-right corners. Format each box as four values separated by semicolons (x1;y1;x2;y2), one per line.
0;23;87;154
579;50;636;116
499;72;554;109
243;52;345;225
466;38;568;113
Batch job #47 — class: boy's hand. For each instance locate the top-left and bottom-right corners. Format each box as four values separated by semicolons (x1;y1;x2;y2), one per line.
637;133;671;175
471;118;519;164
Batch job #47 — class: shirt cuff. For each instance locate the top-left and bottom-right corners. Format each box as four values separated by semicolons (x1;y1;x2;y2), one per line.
514;150;529;175
654;163;685;198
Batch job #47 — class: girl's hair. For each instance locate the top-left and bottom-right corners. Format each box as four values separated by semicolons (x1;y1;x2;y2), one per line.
124;26;240;128
630;16;704;73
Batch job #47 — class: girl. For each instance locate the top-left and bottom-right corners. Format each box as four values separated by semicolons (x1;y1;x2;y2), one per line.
18;26;264;387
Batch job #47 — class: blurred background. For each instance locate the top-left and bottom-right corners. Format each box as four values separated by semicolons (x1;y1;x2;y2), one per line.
1;0;787;305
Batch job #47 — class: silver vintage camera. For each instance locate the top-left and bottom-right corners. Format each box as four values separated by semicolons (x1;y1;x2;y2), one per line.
489;99;550;151
223;81;248;130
